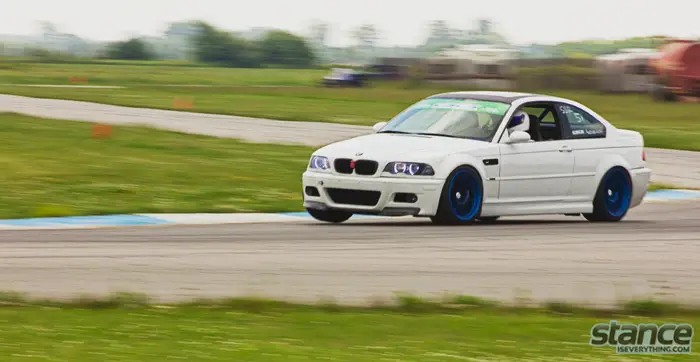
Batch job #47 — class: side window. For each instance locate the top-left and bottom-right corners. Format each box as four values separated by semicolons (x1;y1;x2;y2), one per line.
518;103;563;141
557;103;606;139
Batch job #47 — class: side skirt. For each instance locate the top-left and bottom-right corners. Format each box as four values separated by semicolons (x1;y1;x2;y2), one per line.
480;199;594;217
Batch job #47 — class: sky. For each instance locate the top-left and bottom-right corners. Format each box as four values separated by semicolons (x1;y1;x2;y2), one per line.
2;0;699;46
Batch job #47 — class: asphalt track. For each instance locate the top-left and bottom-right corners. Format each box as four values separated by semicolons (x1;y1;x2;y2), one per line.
1;200;699;307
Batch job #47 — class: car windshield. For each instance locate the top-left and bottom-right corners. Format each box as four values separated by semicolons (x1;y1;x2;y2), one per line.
329;68;353;77
379;97;511;141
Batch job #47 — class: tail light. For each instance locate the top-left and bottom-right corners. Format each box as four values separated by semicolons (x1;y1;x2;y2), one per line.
642;149;646;161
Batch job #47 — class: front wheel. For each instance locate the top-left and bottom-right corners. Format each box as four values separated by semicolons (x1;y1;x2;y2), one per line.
583;167;632;222
430;166;484;225
306;208;352;223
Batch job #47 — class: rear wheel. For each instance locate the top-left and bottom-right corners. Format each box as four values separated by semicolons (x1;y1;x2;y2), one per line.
583;167;632;222
306;208;352;223
430;166;484;225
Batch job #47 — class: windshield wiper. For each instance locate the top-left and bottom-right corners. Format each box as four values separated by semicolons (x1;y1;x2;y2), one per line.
412;132;465;139
379;131;484;141
377;130;412;134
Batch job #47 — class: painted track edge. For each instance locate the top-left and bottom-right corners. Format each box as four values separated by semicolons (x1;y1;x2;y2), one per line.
0;189;698;230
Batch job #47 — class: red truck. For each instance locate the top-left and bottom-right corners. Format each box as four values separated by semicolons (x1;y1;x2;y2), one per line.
649;40;700;101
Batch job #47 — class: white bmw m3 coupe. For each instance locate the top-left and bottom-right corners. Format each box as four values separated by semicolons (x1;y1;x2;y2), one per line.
302;91;652;225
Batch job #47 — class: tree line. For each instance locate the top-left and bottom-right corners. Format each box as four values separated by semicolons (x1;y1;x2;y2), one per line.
3;19;693;67
101;21;315;68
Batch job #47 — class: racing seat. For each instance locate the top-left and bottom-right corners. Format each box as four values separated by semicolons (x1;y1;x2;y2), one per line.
527;114;543;142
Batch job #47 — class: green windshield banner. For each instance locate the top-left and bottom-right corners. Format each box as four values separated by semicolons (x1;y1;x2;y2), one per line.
410;98;510;115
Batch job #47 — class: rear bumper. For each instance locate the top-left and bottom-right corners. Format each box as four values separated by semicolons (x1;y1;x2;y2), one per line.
302;171;444;216
630;167;652;207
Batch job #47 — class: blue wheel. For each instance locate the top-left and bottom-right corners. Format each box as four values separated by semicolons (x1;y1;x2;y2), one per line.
584;167;632;222
431;166;483;225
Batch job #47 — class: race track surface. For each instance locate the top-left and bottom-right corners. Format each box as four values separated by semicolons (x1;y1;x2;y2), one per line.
2;200;699;307
2;93;699;188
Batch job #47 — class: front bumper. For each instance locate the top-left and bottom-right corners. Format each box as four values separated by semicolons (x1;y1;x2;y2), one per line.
630;167;652;207
302;171;445;216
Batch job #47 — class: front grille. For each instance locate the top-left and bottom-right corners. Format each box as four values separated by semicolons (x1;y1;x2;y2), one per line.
333;158;379;176
326;188;381;206
334;158;353;174
354;160;378;175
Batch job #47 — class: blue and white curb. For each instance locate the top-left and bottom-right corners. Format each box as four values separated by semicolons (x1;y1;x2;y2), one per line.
0;211;389;230
638;189;700;202
0;189;698;230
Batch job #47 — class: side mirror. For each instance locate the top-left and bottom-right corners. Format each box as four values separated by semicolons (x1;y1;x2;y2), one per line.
372;121;387;132
506;131;531;144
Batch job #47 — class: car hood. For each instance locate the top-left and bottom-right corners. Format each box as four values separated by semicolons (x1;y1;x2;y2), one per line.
315;133;491;162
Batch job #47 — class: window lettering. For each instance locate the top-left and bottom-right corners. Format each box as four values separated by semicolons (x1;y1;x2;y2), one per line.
559;104;606;139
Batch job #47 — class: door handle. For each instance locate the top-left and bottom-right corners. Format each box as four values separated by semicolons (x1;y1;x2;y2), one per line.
559;145;573;153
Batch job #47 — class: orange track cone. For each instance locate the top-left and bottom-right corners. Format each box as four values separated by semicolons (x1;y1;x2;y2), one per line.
172;96;195;109
92;124;113;139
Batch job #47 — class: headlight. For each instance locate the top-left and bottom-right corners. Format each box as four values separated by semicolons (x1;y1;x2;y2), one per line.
309;155;331;170
383;162;435;176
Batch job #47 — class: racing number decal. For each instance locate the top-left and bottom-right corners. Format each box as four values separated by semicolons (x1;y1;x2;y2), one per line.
559;105;585;124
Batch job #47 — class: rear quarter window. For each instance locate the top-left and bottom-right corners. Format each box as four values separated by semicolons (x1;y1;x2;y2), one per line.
558;104;606;139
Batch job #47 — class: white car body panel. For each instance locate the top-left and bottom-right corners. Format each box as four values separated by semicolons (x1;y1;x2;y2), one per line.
302;91;652;219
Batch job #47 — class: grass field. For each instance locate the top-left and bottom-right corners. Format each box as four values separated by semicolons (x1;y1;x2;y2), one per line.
0;112;311;219
2;309;693;362
0;293;698;362
0;62;326;86
1;83;699;151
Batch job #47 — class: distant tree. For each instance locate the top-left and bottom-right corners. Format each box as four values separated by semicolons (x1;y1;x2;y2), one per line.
426;20;451;45
352;24;379;49
162;21;201;60
478;19;492;35
190;21;259;67
165;21;201;38
553;36;668;57
103;38;154;60
39;22;59;40
260;30;315;67
309;20;329;48
306;21;330;63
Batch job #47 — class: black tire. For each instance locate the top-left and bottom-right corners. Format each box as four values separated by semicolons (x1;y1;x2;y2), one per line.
477;216;500;223
663;90;677;102
583;167;633;222
430;166;484;225
306;208;352;223
650;84;677;102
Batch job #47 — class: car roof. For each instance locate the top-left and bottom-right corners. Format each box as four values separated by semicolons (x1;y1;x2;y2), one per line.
427;91;545;104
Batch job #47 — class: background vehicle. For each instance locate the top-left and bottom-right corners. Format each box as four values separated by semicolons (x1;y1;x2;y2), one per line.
320;68;367;87
302;91;651;225
649;40;700;101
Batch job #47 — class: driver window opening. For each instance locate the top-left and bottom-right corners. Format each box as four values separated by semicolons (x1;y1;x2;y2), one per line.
506;103;563;142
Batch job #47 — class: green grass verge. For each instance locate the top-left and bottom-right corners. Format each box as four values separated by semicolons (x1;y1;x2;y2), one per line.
0;113;687;219
0;62;326;86
0;292;699;361
0;112;311;219
1;81;699;151
647;183;693;192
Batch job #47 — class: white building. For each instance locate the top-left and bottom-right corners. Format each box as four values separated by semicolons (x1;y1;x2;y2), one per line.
426;44;520;89
594;49;660;93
